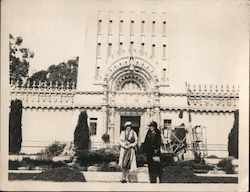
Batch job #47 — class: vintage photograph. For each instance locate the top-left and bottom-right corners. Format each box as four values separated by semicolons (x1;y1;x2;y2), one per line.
1;0;249;191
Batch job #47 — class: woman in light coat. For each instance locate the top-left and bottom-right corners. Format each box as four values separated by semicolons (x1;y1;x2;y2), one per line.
118;121;138;183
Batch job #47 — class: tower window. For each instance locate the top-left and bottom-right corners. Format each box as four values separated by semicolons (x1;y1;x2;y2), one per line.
98;20;102;34
163;44;166;58
97;43;101;58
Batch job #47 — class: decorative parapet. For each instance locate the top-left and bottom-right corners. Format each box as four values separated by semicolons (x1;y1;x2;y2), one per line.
10;80;76;108
186;83;239;110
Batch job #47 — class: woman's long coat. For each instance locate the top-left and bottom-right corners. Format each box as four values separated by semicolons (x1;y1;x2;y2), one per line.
118;129;138;171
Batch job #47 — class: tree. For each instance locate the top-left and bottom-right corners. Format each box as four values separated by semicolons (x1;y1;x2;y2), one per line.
228;110;239;158
74;111;90;155
9;34;34;85
9;100;23;154
28;57;79;88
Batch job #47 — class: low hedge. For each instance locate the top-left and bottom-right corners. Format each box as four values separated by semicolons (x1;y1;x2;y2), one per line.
35;167;86;182
161;166;202;183
76;150;119;166
9;157;66;170
97;163;122;172
217;158;235;174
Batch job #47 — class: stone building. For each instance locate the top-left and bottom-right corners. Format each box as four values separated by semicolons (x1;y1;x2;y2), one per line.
10;10;239;157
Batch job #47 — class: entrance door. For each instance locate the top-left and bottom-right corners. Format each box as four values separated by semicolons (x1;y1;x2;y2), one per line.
120;116;140;137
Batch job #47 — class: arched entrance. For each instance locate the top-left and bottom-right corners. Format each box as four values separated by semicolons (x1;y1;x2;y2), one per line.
104;56;160;144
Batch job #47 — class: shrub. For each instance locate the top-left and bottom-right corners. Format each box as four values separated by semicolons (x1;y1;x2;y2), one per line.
9;157;66;170
206;155;219;159
9;100;22;154
74;111;90;155
37;142;66;160
228;110;239;158
97;163;122;172
161;153;175;167
102;133;110;143
136;154;147;167
161;166;202;183
76;150;119;166
35;167;86;182
174;160;214;172
218;158;235;174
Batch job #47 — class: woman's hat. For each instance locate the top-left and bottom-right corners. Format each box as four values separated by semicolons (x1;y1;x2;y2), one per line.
124;121;132;127
149;121;157;129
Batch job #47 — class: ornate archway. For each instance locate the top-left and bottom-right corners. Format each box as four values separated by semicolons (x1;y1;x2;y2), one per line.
104;56;159;92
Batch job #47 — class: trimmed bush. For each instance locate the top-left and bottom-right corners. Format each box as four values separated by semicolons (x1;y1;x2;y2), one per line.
136;154;147;167
206;155;219;159
35;167;86;182
228;110;239;158
218;158;235;174
102;133;110;143
9;100;22;154
37;142;66;160
74;111;90;155
97;163;122;172
76;149;119;166
174;160;214;173
9;157;66;170
161;166;202;183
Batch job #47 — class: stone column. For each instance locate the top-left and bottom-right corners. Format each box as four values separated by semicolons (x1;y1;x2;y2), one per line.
154;106;160;128
109;107;115;143
101;105;108;135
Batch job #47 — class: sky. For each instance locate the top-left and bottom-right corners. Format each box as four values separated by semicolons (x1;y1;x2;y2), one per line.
2;0;249;90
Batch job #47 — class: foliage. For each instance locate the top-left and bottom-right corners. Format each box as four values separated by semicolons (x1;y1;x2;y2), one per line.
35;167;85;182
228;110;239;158
161;165;238;183
9;157;66;170
174;160;214;173
161;166;200;183
97;163;122;172
9;100;23;154
37;142;66;160
206;155;219;159
74;111;91;155
28;57;79;88
161;153;175;167
217;158;235;174
101;133;110;143
9;34;34;85
136;153;147;167
76;149;119;166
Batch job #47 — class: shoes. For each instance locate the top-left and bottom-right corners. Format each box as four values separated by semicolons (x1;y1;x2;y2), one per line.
120;179;127;183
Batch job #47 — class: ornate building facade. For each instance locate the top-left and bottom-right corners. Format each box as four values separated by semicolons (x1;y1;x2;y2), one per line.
10;10;239;157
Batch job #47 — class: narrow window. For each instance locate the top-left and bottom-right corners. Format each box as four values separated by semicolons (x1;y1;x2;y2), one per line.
141;20;145;35
141;43;145;55
119;20;124;34
163;21;166;36
98;20;102;34
130;41;134;52
130;20;134;35
152;21;156;36
162;68;166;82
89;118;98;136
97;43;101;58
152;44;155;57
119;42;123;55
163;44;166;58
108;43;112;57
164;119;172;129
109;20;113;34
